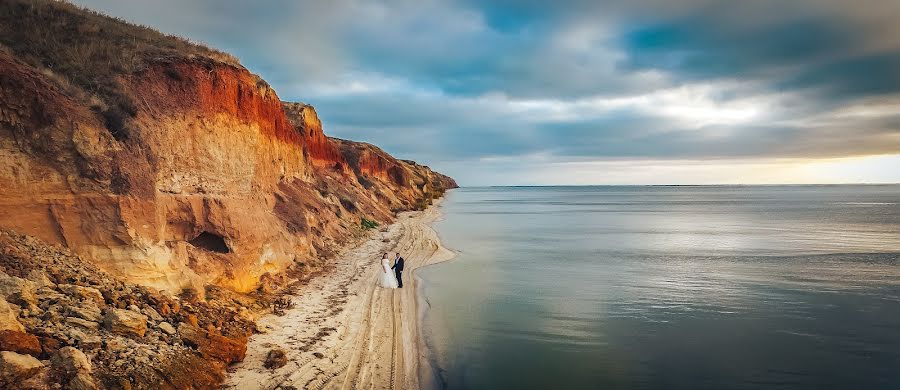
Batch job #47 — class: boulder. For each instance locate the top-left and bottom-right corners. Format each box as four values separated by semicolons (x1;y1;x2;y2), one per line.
103;309;147;338
38;336;61;358
0;350;43;386
66;317;100;331
69;330;101;351
50;346;92;376
68;305;103;322
103;338;127;354
68;372;98;390
57;285;104;306
0;297;25;333
177;323;246;364
158;322;176;335
0;330;41;356
142;306;163;322
34;287;65;303
263;348;287;369
25;270;55;288
0;272;36;307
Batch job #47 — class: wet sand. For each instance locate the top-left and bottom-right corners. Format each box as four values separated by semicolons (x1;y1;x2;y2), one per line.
225;201;454;389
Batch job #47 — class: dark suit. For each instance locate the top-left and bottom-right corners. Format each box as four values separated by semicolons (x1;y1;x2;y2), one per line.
391;257;405;288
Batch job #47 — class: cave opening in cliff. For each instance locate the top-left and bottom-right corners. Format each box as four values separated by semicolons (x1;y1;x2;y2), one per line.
189;232;231;253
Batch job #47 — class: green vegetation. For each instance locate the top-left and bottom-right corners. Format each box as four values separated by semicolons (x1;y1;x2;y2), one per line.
360;218;379;230
413;186;447;210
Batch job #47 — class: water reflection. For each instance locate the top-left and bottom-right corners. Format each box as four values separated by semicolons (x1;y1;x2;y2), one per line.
419;185;900;389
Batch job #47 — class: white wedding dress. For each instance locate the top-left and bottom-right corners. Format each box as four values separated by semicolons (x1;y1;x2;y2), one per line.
377;258;399;289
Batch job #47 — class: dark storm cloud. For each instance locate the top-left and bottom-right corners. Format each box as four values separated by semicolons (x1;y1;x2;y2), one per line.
73;0;900;184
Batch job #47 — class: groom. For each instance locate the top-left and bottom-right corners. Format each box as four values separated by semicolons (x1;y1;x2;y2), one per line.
391;253;405;288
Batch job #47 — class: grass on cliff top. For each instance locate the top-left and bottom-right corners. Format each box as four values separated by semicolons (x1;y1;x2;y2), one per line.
0;0;239;140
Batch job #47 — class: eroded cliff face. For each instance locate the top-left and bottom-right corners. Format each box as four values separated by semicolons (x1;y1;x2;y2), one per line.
0;34;454;297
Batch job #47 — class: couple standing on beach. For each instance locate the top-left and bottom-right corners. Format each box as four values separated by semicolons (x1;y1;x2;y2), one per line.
377;252;405;289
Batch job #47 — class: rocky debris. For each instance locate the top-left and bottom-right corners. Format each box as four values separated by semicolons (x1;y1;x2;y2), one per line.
273;296;293;316
103;309;148;338
178;323;247;364
0;350;43;386
0;329;41;356
0;231;258;389
263;348;287;369
0;296;25;333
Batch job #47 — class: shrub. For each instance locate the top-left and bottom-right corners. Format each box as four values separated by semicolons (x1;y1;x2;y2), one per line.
360;218;378;230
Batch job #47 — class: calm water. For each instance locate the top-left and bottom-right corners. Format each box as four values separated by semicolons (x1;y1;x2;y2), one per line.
418;185;900;390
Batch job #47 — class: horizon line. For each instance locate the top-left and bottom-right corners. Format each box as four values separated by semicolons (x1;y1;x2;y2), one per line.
462;183;900;188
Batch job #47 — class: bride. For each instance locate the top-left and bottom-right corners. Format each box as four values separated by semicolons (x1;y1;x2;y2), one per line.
377;253;399;289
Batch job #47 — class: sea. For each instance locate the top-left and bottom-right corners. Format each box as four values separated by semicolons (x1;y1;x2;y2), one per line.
417;185;900;390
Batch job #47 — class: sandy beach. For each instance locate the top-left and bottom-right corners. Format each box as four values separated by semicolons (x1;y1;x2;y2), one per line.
225;201;454;390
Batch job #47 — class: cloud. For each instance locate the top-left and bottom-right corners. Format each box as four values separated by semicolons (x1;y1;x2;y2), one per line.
73;0;900;185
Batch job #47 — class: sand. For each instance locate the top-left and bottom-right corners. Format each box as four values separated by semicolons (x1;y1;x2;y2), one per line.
225;201;455;390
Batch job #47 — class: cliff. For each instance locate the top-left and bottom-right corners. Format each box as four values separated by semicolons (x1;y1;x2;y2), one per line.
0;0;455;388
0;0;455;293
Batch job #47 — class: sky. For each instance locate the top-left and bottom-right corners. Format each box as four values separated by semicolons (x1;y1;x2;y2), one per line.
76;0;900;185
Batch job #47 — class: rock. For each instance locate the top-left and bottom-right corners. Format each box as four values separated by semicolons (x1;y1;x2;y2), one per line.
0;297;25;333
0;272;36;307
58;285;104;306
103;338;127;354
0;351;43;386
142;306;163;322
38;336;61;357
68;305;102;322
158;302;172;317
25;270;54;288
185;314;199;327
50;346;92;376
65;317;100;331
255;322;272;334
0;330;41;356
68;372;98;390
34;287;64;303
177;323;246;364
10;288;38;311
264;348;287;369
158;322;176;335
103;309;147;338
71;332;101;352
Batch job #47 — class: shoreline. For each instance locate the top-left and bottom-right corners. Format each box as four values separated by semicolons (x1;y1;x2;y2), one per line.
225;199;455;389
